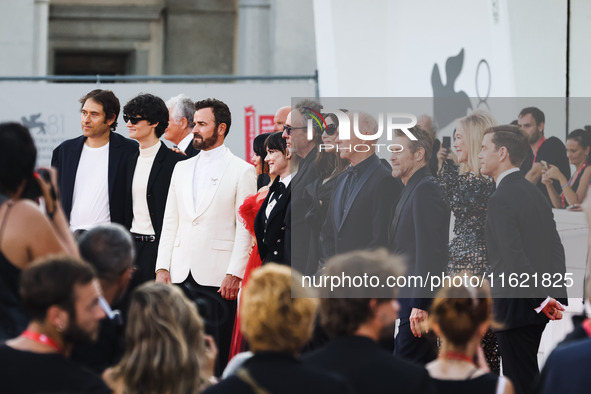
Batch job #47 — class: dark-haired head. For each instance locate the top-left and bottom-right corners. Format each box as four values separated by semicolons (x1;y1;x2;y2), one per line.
123;94;169;138
194;98;231;137
0;122;36;196
20;256;97;322
264;131;287;155
80;89;120;131
484;125;529;167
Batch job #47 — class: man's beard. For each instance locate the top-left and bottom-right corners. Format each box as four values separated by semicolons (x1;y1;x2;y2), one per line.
62;316;98;346
529;128;542;144
193;131;219;150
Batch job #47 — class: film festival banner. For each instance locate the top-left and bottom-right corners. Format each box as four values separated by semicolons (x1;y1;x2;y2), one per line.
0;81;315;166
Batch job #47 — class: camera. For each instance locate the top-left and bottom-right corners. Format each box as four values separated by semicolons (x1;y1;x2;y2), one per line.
22;168;55;201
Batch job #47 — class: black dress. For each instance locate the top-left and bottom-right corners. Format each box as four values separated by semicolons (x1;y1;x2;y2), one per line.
437;162;500;374
0;196;27;340
431;373;504;394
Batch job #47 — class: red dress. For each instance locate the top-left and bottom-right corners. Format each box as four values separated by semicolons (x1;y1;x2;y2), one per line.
228;190;268;359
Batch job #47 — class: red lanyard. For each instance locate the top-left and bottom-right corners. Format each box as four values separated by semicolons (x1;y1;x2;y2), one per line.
561;162;587;207
583;318;591;338
440;351;475;365
532;137;546;166
22;329;63;354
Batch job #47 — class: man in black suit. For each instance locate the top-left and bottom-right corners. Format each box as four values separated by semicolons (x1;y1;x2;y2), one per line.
282;99;322;272
164;94;200;157
389;126;450;365
479;125;567;394
51;89;137;231
122;93;187;287
303;249;435;394
321;111;402;263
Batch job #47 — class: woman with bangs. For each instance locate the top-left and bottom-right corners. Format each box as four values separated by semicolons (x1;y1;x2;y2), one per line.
254;131;292;265
437;109;499;374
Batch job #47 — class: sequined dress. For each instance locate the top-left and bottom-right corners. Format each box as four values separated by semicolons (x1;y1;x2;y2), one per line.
438;161;495;276
438;161;500;374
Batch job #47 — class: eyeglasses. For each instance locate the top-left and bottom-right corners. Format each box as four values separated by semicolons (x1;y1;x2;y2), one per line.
324;123;338;136
123;115;148;125
282;124;307;136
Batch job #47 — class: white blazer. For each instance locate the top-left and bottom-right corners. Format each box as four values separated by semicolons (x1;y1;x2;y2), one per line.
155;147;257;286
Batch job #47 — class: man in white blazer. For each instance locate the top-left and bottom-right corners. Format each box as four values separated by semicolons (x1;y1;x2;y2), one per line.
155;98;256;374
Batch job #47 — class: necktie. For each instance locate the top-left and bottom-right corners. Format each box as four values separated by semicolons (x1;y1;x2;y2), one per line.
270;182;286;203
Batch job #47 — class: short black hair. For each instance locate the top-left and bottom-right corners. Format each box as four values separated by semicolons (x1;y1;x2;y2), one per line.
79;223;135;284
519;107;545;126
80;89;120;131
194;98;231;137
253;133;271;160
124;94;169;138
0;122;36;195
21;256;96;322
264;131;287;155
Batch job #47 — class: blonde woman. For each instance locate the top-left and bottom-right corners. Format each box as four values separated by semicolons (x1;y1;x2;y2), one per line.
436;109;499;373
103;283;216;394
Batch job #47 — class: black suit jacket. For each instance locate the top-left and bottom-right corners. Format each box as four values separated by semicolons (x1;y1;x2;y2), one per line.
254;177;291;264
124;143;187;238
485;170;567;331
303;335;435;394
537;338;591;394
184;142;200;158
389;166;450;317
289;149;319;273
51;132;138;225
321;155;402;261
203;352;352;394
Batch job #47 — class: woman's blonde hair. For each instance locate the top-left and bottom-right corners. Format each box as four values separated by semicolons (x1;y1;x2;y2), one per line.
240;264;318;355
112;282;207;394
457;109;498;174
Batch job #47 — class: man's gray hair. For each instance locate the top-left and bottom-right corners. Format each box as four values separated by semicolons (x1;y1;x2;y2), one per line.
78;223;135;284
166;94;195;129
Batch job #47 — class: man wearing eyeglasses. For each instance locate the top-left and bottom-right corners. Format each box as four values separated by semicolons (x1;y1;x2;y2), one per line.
281;99;322;272
51;89;138;234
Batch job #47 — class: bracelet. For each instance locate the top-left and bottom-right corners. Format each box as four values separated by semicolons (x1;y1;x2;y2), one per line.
561;182;570;189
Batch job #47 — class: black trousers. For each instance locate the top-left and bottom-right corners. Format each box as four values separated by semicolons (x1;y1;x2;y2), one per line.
496;323;546;394
178;274;237;376
129;237;158;288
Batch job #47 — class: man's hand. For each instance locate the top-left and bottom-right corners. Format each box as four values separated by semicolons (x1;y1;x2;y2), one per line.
218;274;241;300
171;147;187;156
155;269;171;284
410;308;429;337
541;298;565;320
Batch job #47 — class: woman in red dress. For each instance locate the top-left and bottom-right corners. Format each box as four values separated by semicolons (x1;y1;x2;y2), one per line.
229;133;274;359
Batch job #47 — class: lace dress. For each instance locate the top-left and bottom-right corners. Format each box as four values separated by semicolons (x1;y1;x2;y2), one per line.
438;162;500;374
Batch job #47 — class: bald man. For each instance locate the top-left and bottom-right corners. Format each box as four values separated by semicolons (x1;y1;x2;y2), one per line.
273;106;291;132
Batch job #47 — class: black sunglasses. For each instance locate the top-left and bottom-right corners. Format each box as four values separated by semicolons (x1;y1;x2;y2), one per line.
123;115;149;125
324;123;338;136
282;124;307;136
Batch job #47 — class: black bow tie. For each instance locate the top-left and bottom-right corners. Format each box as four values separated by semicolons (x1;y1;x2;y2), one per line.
270;182;286;203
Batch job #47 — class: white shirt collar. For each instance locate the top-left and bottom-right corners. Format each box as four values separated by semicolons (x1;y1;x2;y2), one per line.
280;173;292;187
496;167;520;187
178;132;194;152
198;144;226;161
